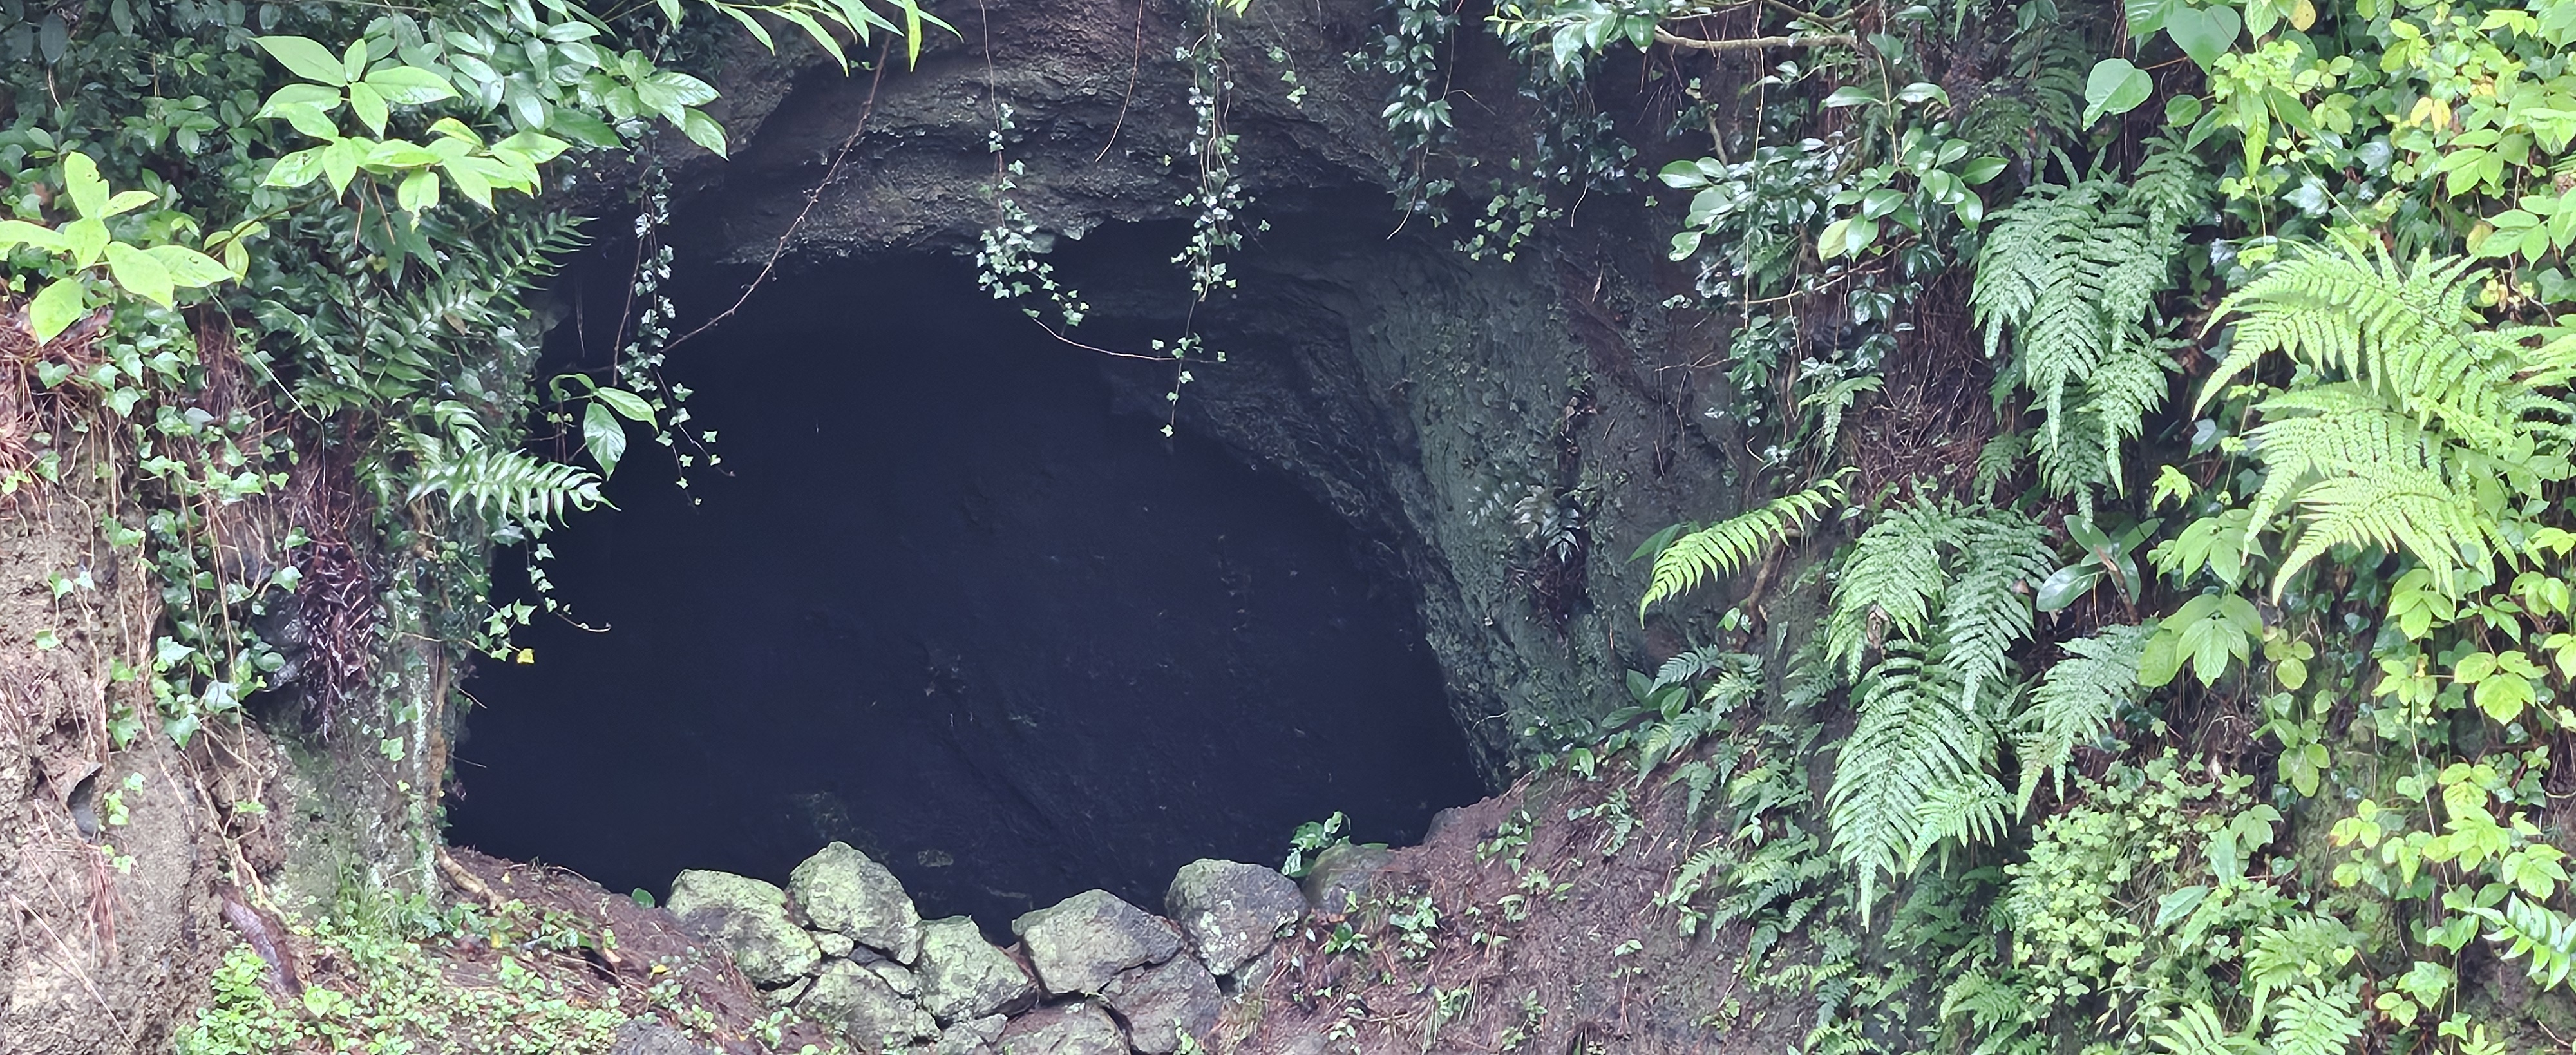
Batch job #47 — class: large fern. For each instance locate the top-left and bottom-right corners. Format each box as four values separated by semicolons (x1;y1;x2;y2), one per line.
1824;500;2054;906
2203;238;2576;594
1639;475;1847;615
2014;625;2148;810
1973;138;2204;499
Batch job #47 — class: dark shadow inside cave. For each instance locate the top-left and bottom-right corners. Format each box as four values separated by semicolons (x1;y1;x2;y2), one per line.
446;248;1484;935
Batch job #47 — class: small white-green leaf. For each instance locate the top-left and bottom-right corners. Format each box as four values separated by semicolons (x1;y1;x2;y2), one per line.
254;35;350;85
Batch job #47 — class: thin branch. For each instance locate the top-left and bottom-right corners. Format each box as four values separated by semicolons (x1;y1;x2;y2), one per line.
1652;26;1857;52
661;40;894;356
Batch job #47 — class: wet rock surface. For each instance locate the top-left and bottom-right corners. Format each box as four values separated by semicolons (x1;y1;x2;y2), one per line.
791;841;925;964
1012;890;1183;996
1099;956;1222;1054
664;870;821;985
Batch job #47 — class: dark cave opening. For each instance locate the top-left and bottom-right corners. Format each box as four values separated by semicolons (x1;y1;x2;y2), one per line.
444;248;1485;935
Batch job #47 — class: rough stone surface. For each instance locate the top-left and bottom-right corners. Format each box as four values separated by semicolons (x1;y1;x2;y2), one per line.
996;1001;1129;1055
803;959;940;1045
1300;843;1396;915
936;1014;1010;1055
1164;859;1303;976
664;870;822;985
765;976;813;1007
1101;955;1224;1054
1012;889;1184;995
916;915;1039;1023
867;958;922;998
790;841;925;963
608;1020;717;1055
815;931;857;958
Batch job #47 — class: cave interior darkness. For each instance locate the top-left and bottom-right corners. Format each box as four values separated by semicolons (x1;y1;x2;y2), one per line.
444;231;1486;934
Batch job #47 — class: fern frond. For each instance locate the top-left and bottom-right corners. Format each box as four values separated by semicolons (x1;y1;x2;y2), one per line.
2150;1004;2257;1055
1906;769;2012;870
1827;642;1998;908
409;446;605;525
2266;982;2364;1055
2014;625;2148;810
2472;896;2576;991
1641;475;1847;615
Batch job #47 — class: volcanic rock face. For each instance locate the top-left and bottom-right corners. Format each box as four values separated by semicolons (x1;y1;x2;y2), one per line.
681;848;1280;1052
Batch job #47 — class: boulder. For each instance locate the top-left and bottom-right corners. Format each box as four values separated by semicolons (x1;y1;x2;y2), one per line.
607;1020;716;1055
998;1002;1128;1055
791;841;926;964
1299;843;1394;915
664;870;820;985
1164;859;1303;976
802;959;940;1046
934;1014;1009;1055
1101;955;1222;1054
916;916;1039;1023
815;931;857;958
1011;889;1182;996
867;958;922;998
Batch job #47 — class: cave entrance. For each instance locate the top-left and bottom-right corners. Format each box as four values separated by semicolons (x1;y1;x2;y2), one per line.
445;253;1483;931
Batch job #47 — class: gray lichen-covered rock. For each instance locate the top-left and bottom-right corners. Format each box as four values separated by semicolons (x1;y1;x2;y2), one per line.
916;916;1038;1023
802;959;940;1046
935;1014;1009;1055
1300;843;1395;915
815;931;857;958
607;1020;717;1055
764;976;812;1007
790;841;926;964
1101;955;1222;1054
1164;859;1303;976
664;870;821;985
997;1002;1128;1055
1011;889;1182;996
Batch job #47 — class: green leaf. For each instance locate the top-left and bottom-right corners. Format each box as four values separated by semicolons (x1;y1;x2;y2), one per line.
2165;5;2242;71
61;152;108;220
397;167;440;214
1958;156;2009;184
265;147;327;187
348;82;390;136
493;130;573;164
2084;58;2155;124
145;245;232;288
583;400;627;479
655;0;683;24
633;71;718;123
322;138;363;195
678;108;727;157
341;38;370;85
2157;884;2211;928
254;35;350;85
2128;0;2177;34
545;107;621;149
593;386;655;423
2037;564;2103;611
1823;86;1880;109
0;218;64;252
29;277;86;343
59;218;108;268
101;189;158;217
363;65;459;106
104;242;173;306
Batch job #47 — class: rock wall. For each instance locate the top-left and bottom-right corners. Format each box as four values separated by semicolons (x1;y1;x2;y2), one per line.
666;842;1320;1054
650;0;1748;770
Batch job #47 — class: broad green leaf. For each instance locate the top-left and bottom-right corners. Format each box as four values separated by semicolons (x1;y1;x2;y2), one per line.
444;157;494;209
62;152;108;220
104;242;175;306
634;71;717;116
1958;156;2009;184
348;82;390;135
101;189;158;217
145;245;231;287
2165;5;2242;71
776;8;848;70
265;147;327;187
1894;82;1950;106
1819;217;1856;258
656;0;683;24
493;130;573;164
583;400;626;479
263;82;344;111
2084;58;2154;124
397;168;440;213
60;217;109;268
0;218;64;252
29;278;87;343
322;138;363;195
546;107;621;149
2156;885;2210;927
679;108;728;157
341;38;370;85
593;386;655;423
2128;0;2177;34
270;102;343;140
2276;655;2308;689
1823;86;1880;108
254;35;350;85
2037;564;2103;611
363;65;459;106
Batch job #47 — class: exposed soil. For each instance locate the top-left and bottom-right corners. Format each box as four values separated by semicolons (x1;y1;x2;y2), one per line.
1228;757;1800;1055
